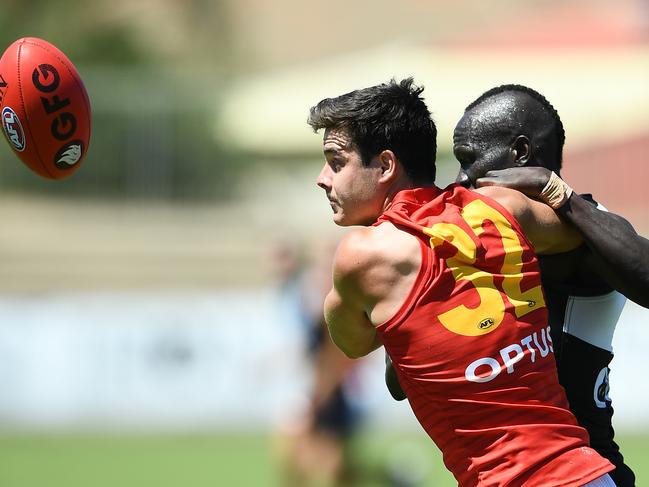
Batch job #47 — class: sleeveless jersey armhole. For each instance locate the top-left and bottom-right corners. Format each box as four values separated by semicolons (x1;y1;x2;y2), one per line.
376;230;432;332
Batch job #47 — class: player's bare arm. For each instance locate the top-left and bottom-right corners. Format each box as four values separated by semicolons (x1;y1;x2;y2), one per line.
559;194;649;308
324;223;421;359
324;229;382;359
477;167;649;307
475;184;582;254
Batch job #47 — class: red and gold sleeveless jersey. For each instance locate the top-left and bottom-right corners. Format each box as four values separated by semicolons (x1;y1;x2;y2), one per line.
374;185;613;487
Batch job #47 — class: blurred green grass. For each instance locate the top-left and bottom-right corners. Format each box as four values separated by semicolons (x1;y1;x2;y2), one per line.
0;431;646;487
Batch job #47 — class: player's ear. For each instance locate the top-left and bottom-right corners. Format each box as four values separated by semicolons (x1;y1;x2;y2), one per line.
512;135;531;167
377;150;398;182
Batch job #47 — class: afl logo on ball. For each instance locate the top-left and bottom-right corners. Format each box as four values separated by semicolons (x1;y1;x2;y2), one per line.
54;140;83;169
2;106;26;152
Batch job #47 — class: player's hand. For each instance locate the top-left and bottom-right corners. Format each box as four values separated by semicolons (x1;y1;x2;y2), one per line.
475;167;553;199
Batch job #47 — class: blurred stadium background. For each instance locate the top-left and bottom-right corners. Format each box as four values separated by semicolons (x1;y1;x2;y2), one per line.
0;1;648;486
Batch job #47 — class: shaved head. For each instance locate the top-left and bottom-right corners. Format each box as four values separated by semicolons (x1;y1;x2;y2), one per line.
453;85;566;187
461;86;565;173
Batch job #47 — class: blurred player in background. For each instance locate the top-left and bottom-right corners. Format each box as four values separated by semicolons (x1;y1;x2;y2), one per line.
309;78;616;486
271;239;367;487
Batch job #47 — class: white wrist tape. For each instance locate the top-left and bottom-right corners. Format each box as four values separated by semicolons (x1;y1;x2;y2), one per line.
540;171;573;209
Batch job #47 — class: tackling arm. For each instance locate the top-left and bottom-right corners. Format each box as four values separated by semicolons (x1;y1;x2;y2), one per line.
475;185;582;255
477;167;649;307
557;195;649;307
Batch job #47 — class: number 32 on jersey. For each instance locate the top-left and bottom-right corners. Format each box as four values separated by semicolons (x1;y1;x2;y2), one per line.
423;199;545;336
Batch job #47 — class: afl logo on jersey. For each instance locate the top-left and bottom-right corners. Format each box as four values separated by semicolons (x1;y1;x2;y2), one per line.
2;106;26;152
478;318;495;330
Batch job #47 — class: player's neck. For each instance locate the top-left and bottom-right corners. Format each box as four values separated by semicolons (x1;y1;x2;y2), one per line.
382;173;434;212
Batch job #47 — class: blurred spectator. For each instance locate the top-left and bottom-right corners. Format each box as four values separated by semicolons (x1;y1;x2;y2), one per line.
270;239;366;487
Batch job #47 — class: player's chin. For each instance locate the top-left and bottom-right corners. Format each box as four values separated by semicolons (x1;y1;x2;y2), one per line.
332;214;347;226
333;212;366;227
332;211;352;227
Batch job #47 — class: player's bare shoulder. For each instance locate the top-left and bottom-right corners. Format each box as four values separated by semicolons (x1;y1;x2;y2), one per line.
334;222;422;325
334;223;421;283
474;185;529;216
474;185;581;255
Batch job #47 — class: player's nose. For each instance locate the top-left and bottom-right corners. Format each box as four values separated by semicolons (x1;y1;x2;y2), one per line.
316;164;332;190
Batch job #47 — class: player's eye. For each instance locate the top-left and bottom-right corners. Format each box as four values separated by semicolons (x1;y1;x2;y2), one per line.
330;159;343;172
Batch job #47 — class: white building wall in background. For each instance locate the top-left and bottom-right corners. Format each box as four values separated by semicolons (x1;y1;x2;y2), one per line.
0;292;646;432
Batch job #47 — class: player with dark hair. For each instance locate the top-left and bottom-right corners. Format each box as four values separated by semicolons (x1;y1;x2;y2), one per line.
310;78;438;186
309;78;616;486
453;84;648;486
